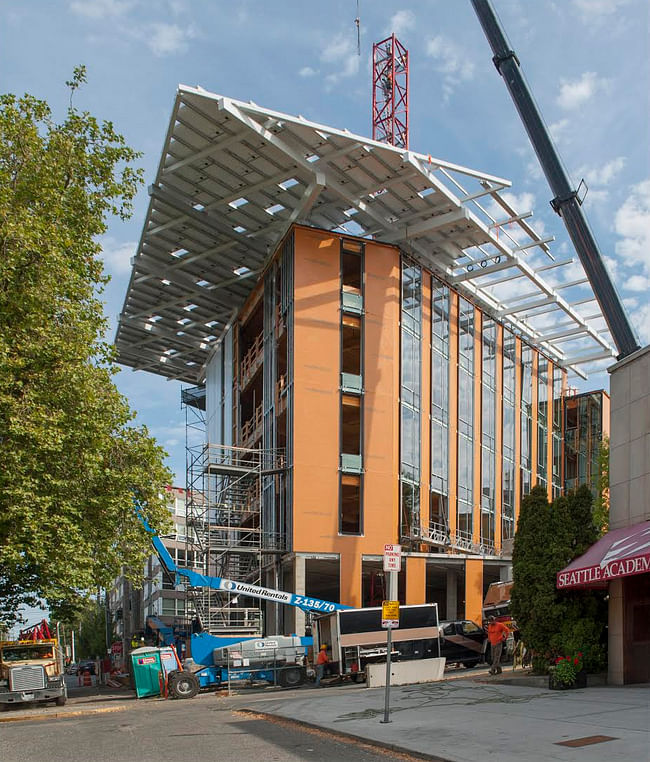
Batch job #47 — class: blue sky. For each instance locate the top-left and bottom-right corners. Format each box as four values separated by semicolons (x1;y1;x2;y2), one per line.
2;0;648;491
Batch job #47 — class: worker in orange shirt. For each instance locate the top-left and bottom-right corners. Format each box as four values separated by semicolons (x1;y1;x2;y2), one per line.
315;644;329;688
487;616;509;675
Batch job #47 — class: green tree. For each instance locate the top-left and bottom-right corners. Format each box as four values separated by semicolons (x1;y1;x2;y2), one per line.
512;484;606;673
556;486;607;671
0;68;172;628
593;436;610;534
75;600;111;660
511;486;561;670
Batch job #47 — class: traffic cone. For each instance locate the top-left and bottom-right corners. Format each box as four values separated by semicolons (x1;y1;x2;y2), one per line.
82;669;92;687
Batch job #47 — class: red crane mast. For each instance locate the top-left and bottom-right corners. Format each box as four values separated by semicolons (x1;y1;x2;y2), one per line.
372;34;409;149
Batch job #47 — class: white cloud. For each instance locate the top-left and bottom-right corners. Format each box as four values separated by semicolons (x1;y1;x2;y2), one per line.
603;255;621;280
548;118;571;146
556;72;608;111
386;10;416;37
69;0;132;18
146;22;196;57
572;0;631;22
626;300;650;344
299;66;317;78
425;35;475;101
578;156;626;187
624;274;650;292
614;180;650;272
321;34;359;86
101;238;137;276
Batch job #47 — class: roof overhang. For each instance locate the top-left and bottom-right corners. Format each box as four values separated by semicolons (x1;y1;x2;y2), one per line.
557;520;650;589
115;85;616;383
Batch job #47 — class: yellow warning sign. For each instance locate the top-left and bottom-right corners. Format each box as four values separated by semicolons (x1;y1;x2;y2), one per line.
382;600;400;628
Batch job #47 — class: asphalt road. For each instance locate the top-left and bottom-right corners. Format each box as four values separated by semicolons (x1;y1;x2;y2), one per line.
1;690;423;762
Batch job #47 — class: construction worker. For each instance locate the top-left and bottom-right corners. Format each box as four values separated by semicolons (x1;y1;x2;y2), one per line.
315;644;329;688
487;616;509;675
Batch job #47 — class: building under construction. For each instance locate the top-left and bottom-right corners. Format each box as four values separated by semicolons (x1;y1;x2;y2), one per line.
115;77;615;634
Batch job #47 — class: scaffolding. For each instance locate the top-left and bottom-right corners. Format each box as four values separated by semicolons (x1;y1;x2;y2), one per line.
182;385;286;638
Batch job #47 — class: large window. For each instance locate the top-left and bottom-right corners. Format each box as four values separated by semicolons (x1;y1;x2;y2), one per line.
537;358;548;489
520;346;533;500
339;240;364;534
481;319;496;549
430;279;449;530
457;298;474;537
400;260;421;539
552;366;563;498
502;331;516;541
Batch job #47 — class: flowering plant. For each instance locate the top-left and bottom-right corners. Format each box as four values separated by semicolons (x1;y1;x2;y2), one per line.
552;652;583;686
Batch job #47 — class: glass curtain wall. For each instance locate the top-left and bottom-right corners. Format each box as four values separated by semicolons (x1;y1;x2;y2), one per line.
502;331;516;542
520;346;533;500
552;366;563;498
481;319;497;550
537;359;549;489
457;298;474;538
400;259;422;540
430;279;449;534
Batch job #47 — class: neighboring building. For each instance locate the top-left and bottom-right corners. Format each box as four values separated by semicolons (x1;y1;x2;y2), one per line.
557;347;650;685
109;486;193;661
115;88;617;634
141;486;194;628
564;389;610;495
606;348;650;684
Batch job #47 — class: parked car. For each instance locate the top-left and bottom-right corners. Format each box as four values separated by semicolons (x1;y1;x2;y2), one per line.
65;662;79;675
77;660;96;675
439;620;487;668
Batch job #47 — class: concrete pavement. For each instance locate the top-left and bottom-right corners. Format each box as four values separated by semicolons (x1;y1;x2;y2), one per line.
3;670;648;762
242;678;650;762
0;683;133;723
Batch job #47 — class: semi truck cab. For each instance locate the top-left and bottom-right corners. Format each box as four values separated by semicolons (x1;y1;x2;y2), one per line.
0;639;67;707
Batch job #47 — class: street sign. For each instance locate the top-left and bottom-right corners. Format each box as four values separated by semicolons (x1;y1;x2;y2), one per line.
111;641;123;654
383;543;402;572
382;600;400;629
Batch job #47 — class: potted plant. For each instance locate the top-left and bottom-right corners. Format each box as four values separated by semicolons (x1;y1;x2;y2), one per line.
549;653;587;690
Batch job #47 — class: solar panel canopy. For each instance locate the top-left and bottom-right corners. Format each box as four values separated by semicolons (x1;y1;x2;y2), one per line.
115;85;615;384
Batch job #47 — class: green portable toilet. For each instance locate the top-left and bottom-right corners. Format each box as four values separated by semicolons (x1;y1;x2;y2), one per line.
131;647;162;698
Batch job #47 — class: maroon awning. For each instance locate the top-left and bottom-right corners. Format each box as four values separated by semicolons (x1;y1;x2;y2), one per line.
557;520;650;589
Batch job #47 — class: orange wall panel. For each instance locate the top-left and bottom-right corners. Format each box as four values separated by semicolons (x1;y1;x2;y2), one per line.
292;227;401;606
292;228;341;552
340;552;362;608
361;241;401;553
406;557;426;604
465;559;484;626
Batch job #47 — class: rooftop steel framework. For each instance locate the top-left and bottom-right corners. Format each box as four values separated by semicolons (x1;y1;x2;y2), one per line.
115;86;616;384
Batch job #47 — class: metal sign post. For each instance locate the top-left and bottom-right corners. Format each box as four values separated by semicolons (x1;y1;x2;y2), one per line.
380;545;401;724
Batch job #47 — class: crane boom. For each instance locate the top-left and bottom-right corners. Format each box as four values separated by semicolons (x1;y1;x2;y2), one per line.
470;0;640;360
136;505;351;614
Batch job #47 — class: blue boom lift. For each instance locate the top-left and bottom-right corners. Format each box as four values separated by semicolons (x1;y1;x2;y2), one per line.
136;506;351;696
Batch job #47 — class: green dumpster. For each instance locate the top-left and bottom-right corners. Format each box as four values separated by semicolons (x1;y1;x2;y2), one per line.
131;647;162;698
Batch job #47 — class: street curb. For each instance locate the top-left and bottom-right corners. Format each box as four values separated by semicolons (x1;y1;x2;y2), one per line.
0;704;128;724
236;708;455;762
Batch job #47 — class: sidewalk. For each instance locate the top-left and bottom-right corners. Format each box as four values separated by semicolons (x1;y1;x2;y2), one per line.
241;678;650;762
